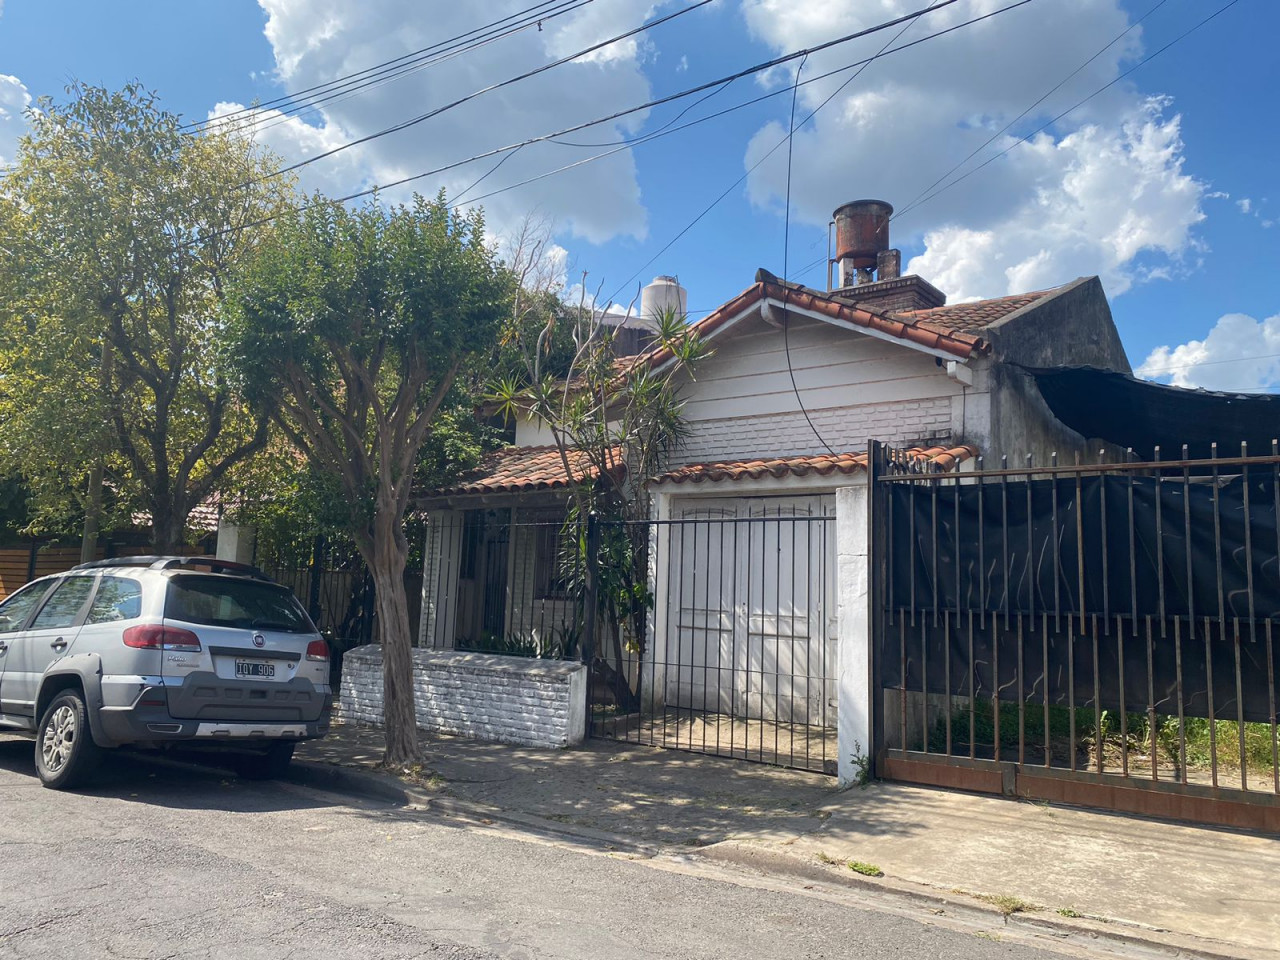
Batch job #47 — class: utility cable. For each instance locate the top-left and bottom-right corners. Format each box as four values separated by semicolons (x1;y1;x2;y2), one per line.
259;0;719;184
231;2;597;140
599;0;1012;307
189;0;1022;248
462;0;1031;246
894;0;1171;222
192;0;586;133
895;0;1243;221
780;54;839;457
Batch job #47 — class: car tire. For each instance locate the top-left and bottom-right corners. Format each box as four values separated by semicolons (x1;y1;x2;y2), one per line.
234;741;295;781
35;690;103;790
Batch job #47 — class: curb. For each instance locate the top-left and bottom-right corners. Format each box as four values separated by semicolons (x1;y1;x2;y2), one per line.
291;759;1271;960
698;841;1273;960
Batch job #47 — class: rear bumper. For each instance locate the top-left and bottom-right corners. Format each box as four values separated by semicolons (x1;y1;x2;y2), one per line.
97;680;332;747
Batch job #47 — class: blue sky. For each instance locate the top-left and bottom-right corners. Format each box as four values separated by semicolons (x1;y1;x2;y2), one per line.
1;0;1277;390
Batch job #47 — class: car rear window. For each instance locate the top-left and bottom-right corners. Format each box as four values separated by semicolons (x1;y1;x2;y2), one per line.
164;576;314;633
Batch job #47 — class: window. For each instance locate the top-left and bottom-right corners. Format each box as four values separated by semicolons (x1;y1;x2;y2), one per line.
0;581;51;634
87;577;143;624
533;525;571;599
29;577;96;630
165;576;313;633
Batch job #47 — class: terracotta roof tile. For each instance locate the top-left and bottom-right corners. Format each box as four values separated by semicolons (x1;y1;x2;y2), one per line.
888;289;1058;334
433;445;622;497
651;444;978;486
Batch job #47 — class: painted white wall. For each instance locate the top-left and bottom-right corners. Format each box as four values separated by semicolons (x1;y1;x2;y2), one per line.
835;482;873;788
671;309;981;466
514;415;557;447
215;521;255;565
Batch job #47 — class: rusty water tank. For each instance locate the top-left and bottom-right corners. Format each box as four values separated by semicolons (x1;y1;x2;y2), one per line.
833;200;893;269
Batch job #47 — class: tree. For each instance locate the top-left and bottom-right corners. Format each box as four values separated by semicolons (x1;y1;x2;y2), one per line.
0;82;295;551
492;234;708;709
225;192;510;766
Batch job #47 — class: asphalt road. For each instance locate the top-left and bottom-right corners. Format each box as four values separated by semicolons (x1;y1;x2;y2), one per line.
0;737;1101;960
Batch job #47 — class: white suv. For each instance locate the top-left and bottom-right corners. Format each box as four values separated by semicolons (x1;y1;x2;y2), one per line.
0;556;333;789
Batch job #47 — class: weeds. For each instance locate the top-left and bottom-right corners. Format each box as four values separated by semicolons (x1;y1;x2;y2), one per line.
847;860;884;877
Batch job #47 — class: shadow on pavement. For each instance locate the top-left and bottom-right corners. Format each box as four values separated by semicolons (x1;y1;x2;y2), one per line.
0;735;340;814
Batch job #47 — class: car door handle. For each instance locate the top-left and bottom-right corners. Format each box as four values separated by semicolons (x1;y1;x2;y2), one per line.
0;641;7;653
50;638;68;651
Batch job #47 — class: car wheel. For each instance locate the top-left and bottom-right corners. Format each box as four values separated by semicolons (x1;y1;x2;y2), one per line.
35;691;102;790
234;741;295;781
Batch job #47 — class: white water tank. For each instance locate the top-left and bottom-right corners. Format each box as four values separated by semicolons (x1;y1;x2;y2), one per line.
639;275;687;331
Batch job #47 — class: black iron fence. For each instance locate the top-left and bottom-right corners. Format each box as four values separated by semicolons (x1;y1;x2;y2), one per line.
421;511;585;658
587;509;837;774
870;441;1280;831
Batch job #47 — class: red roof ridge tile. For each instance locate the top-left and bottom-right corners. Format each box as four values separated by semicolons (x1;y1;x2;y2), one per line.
651;444;978;486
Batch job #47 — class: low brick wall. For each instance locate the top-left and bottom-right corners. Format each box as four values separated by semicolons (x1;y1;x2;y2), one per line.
338;645;587;748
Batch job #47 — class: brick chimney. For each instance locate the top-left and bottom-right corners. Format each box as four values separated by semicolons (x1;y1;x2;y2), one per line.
829;200;945;312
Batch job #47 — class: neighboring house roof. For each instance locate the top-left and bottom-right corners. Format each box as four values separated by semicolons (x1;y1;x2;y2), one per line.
887;289;1057;336
651;444;978;486
431;444;623;497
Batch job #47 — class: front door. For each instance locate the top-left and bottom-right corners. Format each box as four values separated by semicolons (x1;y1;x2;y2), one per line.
7;575;96;718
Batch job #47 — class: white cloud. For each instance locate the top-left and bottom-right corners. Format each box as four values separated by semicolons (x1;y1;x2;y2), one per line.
244;0;659;244
1237;197;1253;214
1137;312;1280;392
0;73;31;167
739;0;1206;302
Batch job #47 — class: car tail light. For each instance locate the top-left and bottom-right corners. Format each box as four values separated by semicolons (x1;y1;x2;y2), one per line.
305;639;329;662
123;624;202;653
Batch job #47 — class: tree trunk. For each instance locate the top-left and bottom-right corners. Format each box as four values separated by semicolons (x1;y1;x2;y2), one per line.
365;508;420;767
151;499;185;554
80;462;103;565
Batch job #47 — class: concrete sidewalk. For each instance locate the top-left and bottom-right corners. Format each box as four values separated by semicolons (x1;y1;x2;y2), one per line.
298;723;1280;959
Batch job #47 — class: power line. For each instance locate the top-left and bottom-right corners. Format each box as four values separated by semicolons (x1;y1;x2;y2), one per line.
1138;350;1280;376
599;0;1029;306
191;0;978;247
259;0;720;184
895;0;1243;221
459;2;1029;247
192;1;587;134
229;2;599;141
893;0;1171;223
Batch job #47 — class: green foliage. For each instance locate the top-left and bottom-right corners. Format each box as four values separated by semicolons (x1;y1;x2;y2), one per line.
225;191;510;548
0;82;295;547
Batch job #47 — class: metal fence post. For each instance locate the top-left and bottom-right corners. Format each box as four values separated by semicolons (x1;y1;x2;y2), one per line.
582;512;600;665
867;439;887;774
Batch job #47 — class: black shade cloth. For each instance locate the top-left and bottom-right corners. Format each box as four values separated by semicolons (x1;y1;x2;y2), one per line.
883;474;1280;722
1024;365;1280;460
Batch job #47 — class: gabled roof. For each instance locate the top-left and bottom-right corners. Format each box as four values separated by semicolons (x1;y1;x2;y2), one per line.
636;272;1082;372
651;444;978;486
431;445;622;497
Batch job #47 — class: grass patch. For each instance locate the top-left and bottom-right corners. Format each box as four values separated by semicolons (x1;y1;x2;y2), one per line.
817;853;885;877
923;699;1280;781
1057;907;1083;919
972;893;1039;917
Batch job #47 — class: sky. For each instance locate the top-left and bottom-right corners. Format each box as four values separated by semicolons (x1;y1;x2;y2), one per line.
0;0;1277;392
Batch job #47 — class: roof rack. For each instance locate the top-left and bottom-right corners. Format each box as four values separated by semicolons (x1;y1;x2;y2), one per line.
72;555;275;582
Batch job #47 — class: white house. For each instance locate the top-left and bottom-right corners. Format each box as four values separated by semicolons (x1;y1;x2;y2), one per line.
414;199;1131;779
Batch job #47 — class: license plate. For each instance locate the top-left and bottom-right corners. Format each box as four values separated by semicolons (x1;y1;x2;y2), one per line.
235;660;276;679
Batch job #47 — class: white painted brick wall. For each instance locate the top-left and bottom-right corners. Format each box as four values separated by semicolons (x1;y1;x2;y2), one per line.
338;645;587;748
676;397;952;465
